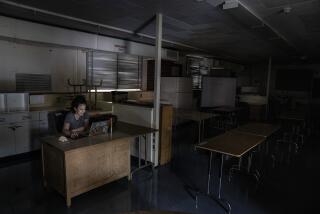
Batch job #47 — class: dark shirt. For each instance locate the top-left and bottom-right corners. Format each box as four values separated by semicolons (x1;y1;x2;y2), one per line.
64;112;89;130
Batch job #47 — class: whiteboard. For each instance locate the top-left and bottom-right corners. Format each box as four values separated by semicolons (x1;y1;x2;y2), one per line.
201;77;236;107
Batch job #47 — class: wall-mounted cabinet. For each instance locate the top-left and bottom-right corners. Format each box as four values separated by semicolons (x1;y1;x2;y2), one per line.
0;40;86;92
146;60;182;91
87;51;142;90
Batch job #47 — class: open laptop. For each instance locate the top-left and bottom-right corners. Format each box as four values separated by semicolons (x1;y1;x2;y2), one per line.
76;121;108;138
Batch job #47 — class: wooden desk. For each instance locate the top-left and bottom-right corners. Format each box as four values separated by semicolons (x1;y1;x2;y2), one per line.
42;122;156;207
194;131;265;213
233;122;280;138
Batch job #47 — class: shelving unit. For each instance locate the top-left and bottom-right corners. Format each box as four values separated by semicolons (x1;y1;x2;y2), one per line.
187;57;209;90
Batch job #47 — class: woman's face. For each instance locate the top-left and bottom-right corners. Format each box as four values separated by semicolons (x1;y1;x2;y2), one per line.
74;104;86;116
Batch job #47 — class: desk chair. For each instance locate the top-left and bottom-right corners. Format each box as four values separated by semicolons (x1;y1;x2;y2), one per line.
48;110;69;134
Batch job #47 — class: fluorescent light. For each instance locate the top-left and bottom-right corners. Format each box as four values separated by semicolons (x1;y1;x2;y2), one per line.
89;89;141;92
223;0;239;9
116;89;141;92
89;89;113;92
211;67;225;70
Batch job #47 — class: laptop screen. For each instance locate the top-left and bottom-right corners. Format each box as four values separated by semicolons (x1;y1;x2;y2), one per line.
89;121;108;136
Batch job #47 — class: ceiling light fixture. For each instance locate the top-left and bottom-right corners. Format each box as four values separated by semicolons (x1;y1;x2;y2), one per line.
206;0;225;7
223;0;239;10
283;6;292;14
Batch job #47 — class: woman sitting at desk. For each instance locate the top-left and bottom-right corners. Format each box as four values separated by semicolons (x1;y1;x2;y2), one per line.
63;95;89;139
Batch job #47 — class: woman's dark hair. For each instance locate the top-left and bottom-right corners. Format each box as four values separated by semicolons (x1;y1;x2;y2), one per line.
71;95;87;113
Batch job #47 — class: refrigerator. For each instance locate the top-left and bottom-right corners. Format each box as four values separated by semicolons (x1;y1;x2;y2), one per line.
160;77;193;109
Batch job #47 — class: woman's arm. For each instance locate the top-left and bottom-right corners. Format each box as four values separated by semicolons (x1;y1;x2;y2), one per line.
63;122;79;138
63;122;72;137
63;121;89;138
69;120;88;133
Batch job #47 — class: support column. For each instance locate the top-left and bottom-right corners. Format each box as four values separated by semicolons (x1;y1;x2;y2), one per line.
152;13;162;167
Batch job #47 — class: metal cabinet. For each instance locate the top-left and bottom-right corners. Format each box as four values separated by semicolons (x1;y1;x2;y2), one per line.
0;113;31;157
39;120;49;136
0;111;49;157
31;121;40;151
0;124;15;158
14;122;31;154
30;111;49;151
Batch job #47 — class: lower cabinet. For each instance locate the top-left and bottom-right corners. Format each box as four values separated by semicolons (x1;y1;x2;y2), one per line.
31;121;40;151
0;111;49;158
0;124;15;157
15;122;31;154
31;111;49;151
0;121;31;158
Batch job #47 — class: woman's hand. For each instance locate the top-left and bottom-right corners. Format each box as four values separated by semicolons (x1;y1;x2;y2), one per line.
70;130;79;139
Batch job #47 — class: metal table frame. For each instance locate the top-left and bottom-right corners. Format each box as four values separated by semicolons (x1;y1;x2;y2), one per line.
130;133;154;179
186;131;265;213
174;109;217;144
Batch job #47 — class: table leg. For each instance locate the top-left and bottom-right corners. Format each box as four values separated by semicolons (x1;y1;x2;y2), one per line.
212;154;232;213
131;134;154;178
207;152;213;194
218;154;223;199
66;196;71;207
198;121;201;144
186;151;231;213
138;136;141;168
144;134;147;165
202;119;205;140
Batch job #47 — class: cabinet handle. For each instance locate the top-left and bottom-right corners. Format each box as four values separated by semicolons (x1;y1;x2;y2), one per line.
15;125;22;129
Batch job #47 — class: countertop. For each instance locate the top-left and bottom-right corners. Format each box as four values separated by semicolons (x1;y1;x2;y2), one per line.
115;100;154;108
41;121;157;152
29;106;112;116
29;106;67;112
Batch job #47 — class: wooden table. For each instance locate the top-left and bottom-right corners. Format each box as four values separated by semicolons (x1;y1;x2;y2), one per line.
194;131;265;213
212;106;239;113
278;112;305;122
42;122;157;207
278;112;306;150
232;122;280;138
210;106;243;130
120;211;188;214
196;131;266;158
232;122;281;162
175;109;218;144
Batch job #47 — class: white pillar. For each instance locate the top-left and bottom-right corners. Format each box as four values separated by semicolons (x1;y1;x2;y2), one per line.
266;57;272;120
152;13;162;167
